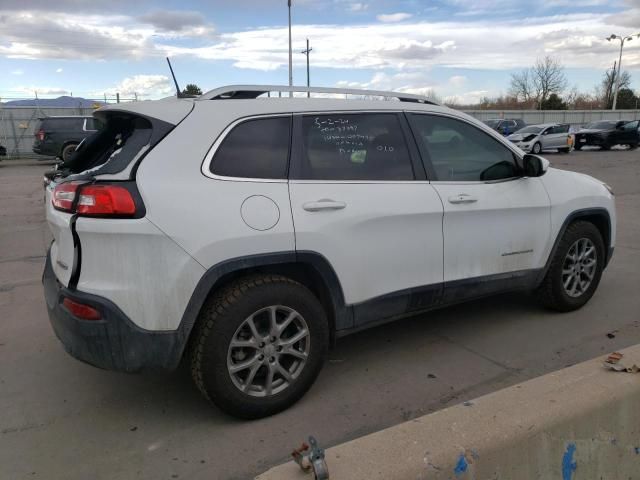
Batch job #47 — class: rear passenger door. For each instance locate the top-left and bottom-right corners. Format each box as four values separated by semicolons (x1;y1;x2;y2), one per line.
407;113;551;297
621;120;639;145
289;112;444;327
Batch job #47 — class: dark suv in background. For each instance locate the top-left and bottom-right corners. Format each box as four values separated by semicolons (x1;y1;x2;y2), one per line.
484;118;526;136
33;116;103;161
574;120;640;150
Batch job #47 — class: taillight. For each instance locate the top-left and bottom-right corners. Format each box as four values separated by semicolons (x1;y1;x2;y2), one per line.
77;185;136;216
52;182;140;217
62;297;102;320
52;181;82;212
36;129;45;141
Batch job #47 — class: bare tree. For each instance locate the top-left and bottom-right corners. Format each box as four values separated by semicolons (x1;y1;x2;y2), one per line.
531;56;568;107
599;66;631;109
509;56;567;108
509;69;534;103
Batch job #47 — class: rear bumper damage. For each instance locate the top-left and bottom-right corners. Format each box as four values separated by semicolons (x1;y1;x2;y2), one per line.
43;249;186;372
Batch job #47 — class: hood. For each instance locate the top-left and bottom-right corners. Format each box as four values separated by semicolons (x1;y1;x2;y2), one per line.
507;133;523;140
578;128;607;134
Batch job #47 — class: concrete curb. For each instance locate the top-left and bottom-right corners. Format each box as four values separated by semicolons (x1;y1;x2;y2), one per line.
257;345;640;479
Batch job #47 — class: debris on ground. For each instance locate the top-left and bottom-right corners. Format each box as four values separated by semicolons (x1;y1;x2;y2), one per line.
603;352;640;373
292;436;329;479
606;330;618;339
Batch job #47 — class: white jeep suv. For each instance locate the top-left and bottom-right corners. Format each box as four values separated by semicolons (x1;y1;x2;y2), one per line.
43;85;615;419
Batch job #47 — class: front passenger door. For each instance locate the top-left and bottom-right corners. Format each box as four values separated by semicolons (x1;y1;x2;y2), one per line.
408;113;551;297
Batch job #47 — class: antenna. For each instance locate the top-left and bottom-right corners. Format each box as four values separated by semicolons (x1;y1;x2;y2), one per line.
166;57;182;98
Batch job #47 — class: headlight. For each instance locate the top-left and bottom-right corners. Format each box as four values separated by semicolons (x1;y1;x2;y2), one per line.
603;183;614;195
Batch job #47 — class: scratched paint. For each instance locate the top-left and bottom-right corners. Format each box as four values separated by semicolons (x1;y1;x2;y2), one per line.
454;453;468;476
562;443;577;480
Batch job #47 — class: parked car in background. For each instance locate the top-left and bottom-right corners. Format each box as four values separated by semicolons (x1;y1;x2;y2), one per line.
507;123;572;154
33;116;103;162
484;118;526;136
0;144;6;159
574;120;639;150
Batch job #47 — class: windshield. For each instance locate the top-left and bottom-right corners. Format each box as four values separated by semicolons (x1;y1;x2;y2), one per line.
516;126;543;134
585;121;616;129
484;120;501;128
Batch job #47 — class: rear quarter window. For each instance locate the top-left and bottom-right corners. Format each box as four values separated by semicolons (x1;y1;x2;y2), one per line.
210;116;291;179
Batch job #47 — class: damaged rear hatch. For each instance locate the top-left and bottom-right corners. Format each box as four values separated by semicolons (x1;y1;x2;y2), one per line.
45;99;193;287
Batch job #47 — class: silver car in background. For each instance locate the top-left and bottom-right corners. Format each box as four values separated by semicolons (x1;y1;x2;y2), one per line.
507;123;572;154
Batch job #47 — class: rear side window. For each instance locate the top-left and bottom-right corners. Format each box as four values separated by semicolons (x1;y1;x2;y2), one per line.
295;113;414;181
46;118;83;130
410;114;519;182
210;117;291;179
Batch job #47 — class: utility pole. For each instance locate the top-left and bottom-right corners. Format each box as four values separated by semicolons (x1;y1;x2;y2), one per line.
288;0;293;95
607;33;640;110
301;38;312;97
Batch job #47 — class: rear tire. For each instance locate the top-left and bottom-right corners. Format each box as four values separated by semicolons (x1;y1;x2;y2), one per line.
536;221;605;312
61;143;78;162
190;275;329;419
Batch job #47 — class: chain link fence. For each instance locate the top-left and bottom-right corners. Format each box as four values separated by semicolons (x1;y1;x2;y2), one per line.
1;105;639;159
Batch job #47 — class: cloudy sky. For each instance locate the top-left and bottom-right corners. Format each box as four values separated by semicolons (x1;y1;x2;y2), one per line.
1;0;640;103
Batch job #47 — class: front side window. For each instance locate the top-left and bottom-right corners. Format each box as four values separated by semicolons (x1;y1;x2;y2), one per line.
623;121;639;131
410;114;520;182
210;116;291;179
295;113;414;181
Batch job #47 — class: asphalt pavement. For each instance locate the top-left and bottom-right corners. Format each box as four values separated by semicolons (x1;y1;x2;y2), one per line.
1;150;639;480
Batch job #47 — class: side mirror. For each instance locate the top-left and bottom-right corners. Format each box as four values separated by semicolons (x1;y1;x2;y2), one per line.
522;154;549;177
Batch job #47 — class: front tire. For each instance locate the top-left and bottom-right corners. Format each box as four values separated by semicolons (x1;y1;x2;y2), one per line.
536;221;605;312
574;144;582;151
532;142;542;154
190;275;329;419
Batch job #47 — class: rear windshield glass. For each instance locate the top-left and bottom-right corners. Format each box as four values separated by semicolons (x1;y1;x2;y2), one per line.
585;121;616;129
61;115;153;175
517;126;543;134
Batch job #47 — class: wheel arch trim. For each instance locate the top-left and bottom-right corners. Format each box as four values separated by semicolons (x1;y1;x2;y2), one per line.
536;207;613;286
176;250;351;362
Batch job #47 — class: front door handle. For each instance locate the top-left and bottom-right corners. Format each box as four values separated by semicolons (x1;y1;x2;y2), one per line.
303;199;347;212
448;194;478;204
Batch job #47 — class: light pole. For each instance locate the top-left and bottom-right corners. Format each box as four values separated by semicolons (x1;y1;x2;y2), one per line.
607;33;640;110
301;38;312;97
288;0;293;93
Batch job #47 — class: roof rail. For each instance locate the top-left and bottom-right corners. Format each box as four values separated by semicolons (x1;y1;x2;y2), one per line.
198;85;439;104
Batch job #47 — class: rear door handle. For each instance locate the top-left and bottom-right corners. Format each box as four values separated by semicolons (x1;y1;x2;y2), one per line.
448;194;478;204
303;199;347;212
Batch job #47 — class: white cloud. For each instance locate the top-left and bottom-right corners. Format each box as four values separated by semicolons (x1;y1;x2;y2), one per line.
14;86;69;95
98;75;173;99
376;13;413;23
1;8;639;74
348;3;368;12
138;10;215;38
448;75;467;87
56;68;63;73
10;69;24;75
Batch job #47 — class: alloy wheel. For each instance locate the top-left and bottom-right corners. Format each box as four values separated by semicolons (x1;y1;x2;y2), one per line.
227;305;310;397
562;238;597;298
